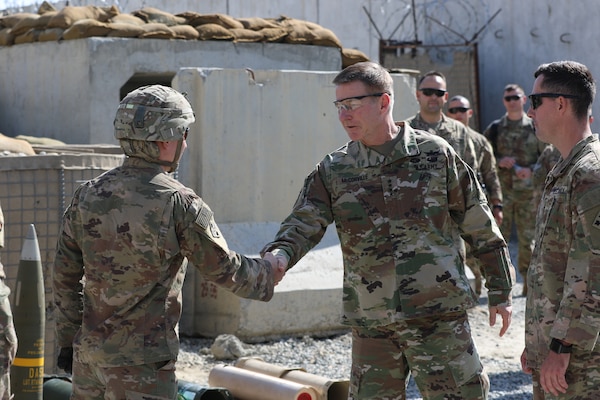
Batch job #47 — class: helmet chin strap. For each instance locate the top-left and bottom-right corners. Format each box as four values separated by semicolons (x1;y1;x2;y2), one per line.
158;139;184;173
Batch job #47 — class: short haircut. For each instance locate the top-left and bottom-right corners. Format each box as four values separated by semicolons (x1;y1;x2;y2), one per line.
534;60;596;119
418;70;446;86
504;83;524;94
333;61;394;96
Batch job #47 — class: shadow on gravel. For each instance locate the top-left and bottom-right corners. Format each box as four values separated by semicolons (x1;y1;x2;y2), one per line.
488;370;532;399
406;370;532;399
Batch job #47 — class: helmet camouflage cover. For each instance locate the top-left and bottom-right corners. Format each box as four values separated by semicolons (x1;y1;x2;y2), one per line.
114;85;195;142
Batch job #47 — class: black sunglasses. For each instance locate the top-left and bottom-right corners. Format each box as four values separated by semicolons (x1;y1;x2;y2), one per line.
419;88;446;97
448;107;470;114
528;93;580;110
503;95;523;102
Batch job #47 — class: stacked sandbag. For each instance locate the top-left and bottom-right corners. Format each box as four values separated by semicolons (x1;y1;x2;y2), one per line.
0;133;36;156
276;15;342;48
341;48;370;69
0;4;369;67
0;11;53;45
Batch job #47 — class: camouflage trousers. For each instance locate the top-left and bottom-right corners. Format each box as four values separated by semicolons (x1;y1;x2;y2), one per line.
71;359;177;399
350;312;489;400
531;348;600;400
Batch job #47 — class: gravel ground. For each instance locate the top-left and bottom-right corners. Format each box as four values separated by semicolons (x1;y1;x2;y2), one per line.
176;279;532;399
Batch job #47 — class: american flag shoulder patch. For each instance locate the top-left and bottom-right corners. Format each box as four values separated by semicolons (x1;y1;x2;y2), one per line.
195;203;213;230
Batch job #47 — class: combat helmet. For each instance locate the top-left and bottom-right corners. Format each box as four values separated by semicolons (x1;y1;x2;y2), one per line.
114;85;195;171
114;84;195;141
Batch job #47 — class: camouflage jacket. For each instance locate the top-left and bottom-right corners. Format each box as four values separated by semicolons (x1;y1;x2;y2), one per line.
533;144;562;189
53;157;276;367
262;123;513;328
525;135;600;367
408;113;479;172
483;114;544;196
469;127;502;203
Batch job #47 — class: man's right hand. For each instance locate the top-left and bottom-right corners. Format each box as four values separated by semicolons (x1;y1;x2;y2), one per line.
263;252;286;285
57;346;73;374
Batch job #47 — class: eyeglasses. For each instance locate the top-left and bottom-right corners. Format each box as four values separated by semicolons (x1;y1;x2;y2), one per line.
447;107;470;114
333;93;386;112
419;88;446;97
528;93;580;110
503;95;523;102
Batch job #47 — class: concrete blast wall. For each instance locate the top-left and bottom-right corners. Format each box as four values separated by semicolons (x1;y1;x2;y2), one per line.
0;66;417;374
173;67;417;340
0;38;342;145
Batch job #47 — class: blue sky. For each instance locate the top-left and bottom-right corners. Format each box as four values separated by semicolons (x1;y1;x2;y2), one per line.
0;0;39;10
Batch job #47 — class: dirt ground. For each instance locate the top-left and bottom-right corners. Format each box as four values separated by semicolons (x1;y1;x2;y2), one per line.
175;281;528;385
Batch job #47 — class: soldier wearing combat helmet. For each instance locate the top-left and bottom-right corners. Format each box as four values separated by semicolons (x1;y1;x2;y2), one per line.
114;84;195;172
53;85;285;399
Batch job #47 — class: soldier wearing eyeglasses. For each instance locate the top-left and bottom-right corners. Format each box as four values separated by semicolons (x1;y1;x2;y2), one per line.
521;60;600;400
483;83;545;297
262;62;515;400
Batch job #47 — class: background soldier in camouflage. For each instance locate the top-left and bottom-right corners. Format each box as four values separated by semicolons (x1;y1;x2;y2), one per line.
521;60;600;399
407;72;479;173
532;144;561;206
483;83;545;296
447;94;504;297
262;62;515;400
408;74;499;300
0;205;17;400
52;85;285;399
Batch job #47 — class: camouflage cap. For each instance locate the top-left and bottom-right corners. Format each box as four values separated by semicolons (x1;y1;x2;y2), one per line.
114;85;195;142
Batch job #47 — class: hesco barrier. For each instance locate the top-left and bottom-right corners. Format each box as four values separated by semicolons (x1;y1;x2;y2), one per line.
0;148;124;374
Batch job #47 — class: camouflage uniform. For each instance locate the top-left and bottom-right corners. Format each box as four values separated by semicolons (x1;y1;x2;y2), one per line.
0;206;16;400
525;135;600;399
469;128;502;205
53;85;277;399
466;128;503;296
262;122;513;399
483;114;544;293
408;113;479;172
532;144;562;206
409;114;501;296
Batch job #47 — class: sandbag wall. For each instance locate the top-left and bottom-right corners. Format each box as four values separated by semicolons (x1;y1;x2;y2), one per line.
0;149;124;374
0;3;369;68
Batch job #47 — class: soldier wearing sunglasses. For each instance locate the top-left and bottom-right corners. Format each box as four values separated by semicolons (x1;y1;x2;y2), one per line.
408;72;480;176
408;73;496;299
520;60;600;400
483;83;545;297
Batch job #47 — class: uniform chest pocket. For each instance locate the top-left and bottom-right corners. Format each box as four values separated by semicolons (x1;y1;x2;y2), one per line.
383;172;433;222
539;190;569;248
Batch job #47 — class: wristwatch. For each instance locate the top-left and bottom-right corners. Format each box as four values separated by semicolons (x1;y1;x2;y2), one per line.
549;338;573;354
492;204;503;211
